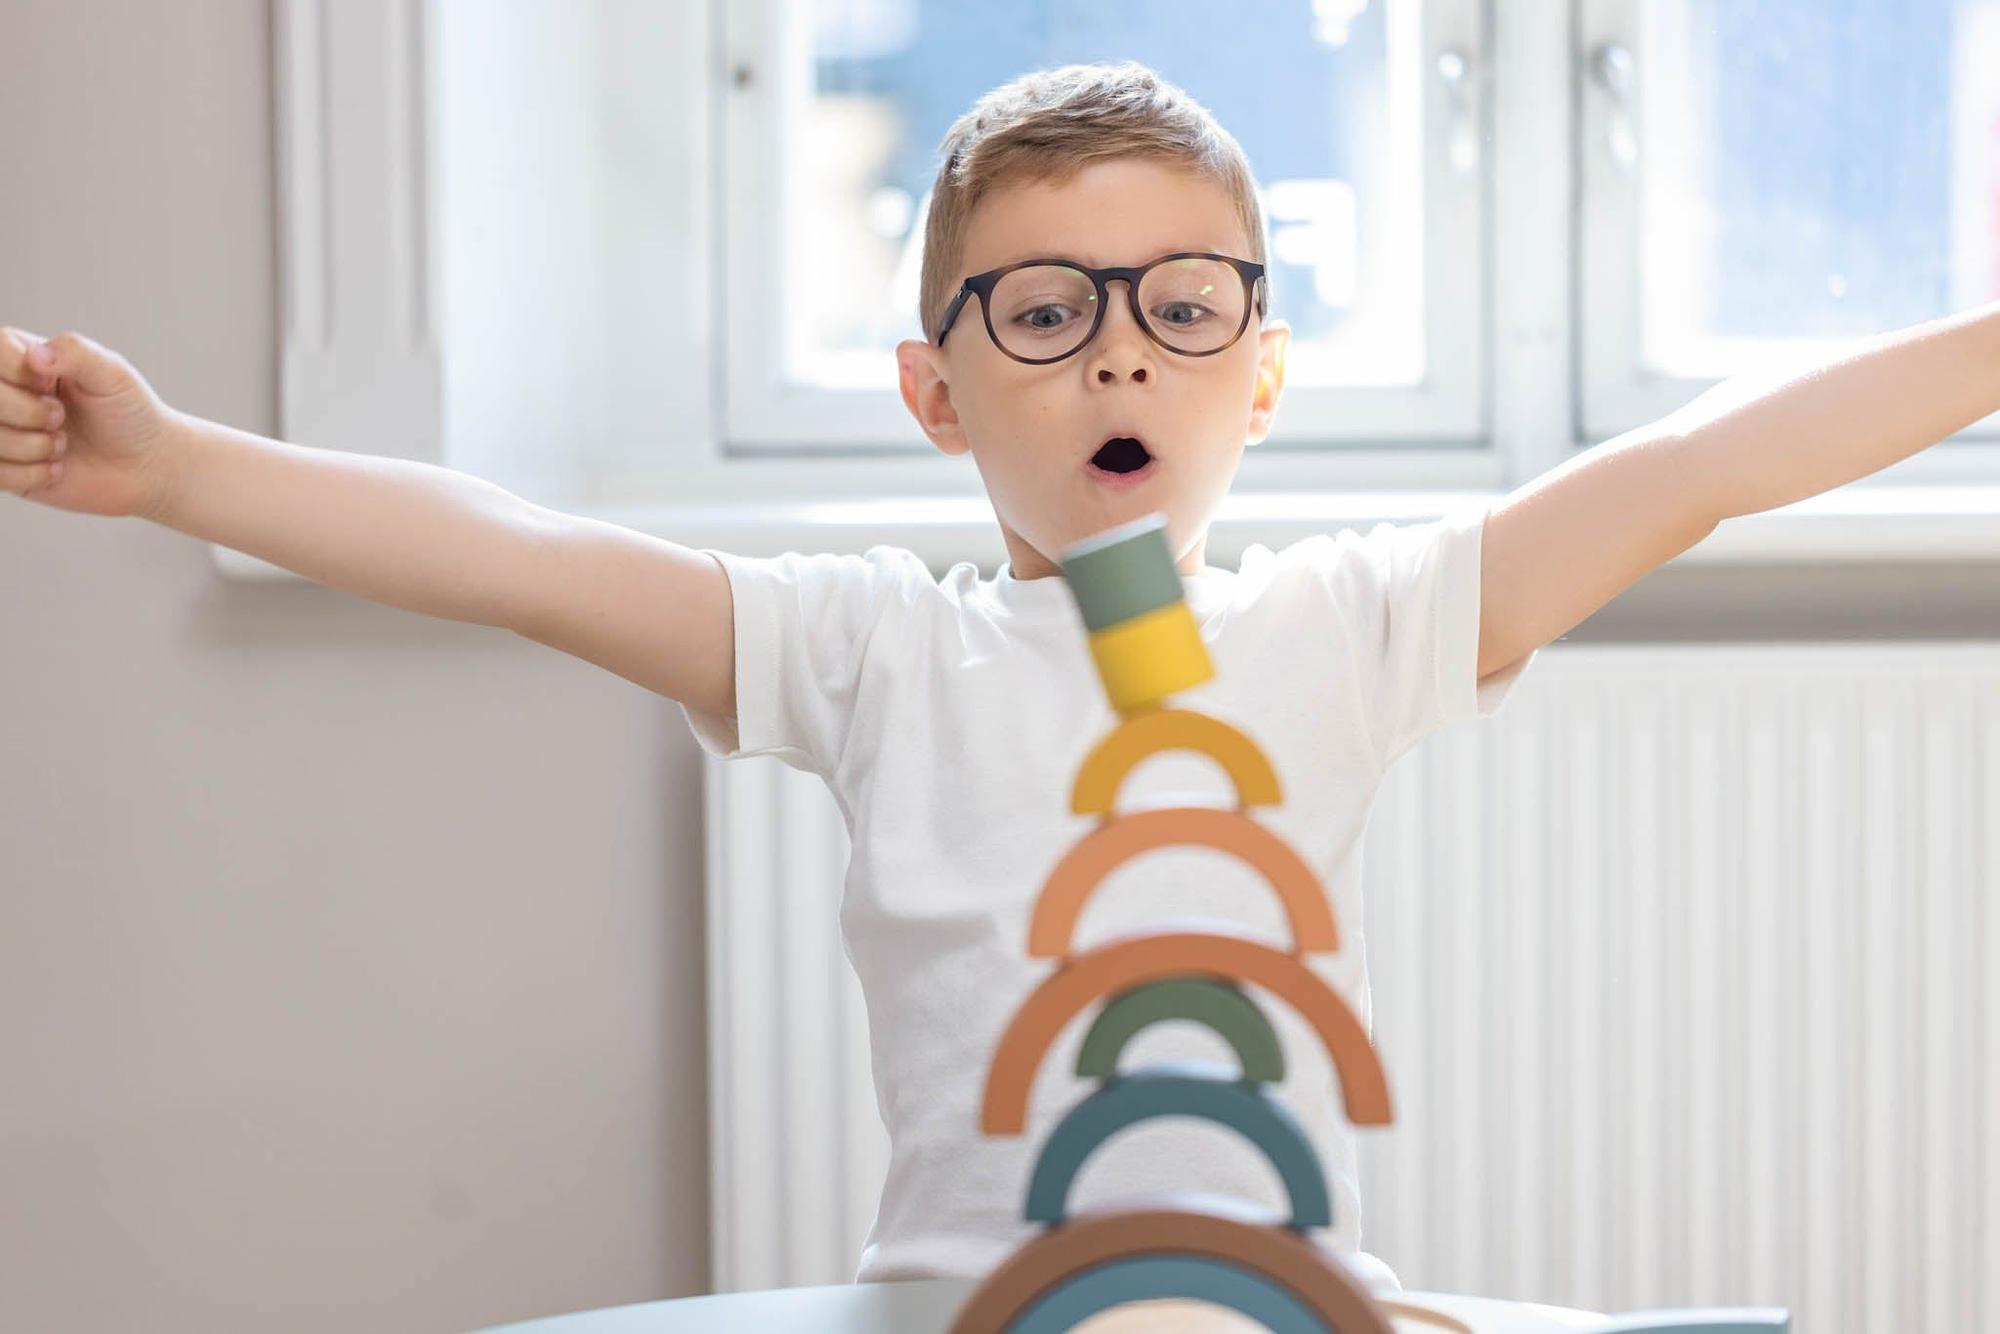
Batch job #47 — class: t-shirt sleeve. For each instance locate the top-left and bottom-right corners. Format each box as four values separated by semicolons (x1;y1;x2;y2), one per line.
1317;502;1538;768
675;545;920;778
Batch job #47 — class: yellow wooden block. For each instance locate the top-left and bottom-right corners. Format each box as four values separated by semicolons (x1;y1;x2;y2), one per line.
1086;601;1215;715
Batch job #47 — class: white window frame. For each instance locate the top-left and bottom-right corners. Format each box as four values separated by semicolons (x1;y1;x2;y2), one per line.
1577;0;2000;480
218;0;2000;581
721;0;1491;462
268;0;444;470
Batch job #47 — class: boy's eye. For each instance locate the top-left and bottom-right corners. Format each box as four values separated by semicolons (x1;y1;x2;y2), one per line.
1013;303;1081;332
1154;301;1213;327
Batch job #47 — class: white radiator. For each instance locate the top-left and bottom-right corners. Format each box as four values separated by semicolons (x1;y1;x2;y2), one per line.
702;643;2000;1332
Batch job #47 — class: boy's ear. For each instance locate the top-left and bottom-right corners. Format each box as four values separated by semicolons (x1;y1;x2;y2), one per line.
896;338;971;456
1246;318;1291;446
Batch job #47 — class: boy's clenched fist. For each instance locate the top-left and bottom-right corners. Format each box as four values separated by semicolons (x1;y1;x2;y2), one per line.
0;327;186;519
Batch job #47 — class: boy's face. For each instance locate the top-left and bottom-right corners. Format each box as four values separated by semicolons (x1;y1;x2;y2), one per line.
897;158;1291;579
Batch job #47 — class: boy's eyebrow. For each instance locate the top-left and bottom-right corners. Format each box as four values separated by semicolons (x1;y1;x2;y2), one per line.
985;244;1235;271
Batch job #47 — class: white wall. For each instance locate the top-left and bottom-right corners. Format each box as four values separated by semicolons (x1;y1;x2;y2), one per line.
0;4;710;1330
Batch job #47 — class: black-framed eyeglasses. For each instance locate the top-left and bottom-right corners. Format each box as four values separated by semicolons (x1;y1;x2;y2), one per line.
934;251;1268;365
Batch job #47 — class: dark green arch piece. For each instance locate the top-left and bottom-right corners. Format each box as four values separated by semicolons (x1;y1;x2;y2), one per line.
1075;976;1285;1084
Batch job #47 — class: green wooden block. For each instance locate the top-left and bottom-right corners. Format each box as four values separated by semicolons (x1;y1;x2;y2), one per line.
1058;512;1185;632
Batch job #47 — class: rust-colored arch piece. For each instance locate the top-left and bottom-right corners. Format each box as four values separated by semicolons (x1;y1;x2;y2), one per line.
946;1193;1396;1334
981;920;1392;1134
1030;806;1338;958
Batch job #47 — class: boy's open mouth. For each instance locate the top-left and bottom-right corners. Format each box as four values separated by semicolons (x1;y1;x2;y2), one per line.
1087;435;1155;482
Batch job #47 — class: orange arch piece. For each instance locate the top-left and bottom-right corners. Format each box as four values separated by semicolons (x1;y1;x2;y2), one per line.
981;920;1391;1134
1069;708;1282;817
1030;807;1337;958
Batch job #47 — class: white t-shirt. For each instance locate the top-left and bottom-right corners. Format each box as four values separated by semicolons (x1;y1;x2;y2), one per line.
678;503;1537;1293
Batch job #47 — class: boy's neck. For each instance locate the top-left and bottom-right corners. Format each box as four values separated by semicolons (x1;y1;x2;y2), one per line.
1001;526;1210;579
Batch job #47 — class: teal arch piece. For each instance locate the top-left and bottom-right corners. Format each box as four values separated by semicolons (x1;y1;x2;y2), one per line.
1075;976;1286;1084
1024;1061;1330;1229
1008;1252;1324;1334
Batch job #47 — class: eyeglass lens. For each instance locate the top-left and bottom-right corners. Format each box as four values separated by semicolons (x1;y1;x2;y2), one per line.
987;257;1247;360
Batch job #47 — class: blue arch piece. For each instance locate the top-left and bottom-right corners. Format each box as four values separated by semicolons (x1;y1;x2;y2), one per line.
1024;1061;1330;1229
1009;1253;1324;1334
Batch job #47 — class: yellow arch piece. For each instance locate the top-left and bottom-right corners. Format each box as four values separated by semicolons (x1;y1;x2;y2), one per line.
1070;708;1282;817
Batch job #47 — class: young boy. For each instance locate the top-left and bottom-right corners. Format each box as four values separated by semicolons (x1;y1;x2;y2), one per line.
5;60;1997;1296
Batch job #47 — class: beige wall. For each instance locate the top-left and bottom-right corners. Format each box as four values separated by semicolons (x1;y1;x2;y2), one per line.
5;3;1998;1333
0;4;709;1330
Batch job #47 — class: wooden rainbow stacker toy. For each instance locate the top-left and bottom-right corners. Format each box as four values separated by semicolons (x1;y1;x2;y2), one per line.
946;512;1791;1334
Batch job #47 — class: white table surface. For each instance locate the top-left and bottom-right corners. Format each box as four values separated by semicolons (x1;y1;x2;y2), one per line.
472;1276;1622;1333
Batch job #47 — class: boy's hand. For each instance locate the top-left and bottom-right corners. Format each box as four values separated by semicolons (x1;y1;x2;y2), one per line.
0;326;187;519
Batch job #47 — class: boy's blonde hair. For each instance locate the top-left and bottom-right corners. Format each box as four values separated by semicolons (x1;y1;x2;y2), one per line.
918;61;1269;344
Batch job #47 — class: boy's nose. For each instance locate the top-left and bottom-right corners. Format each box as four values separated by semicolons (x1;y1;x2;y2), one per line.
1086;280;1152;382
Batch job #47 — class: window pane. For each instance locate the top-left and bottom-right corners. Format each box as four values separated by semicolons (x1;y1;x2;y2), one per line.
1639;0;1999;375
797;0;1426;390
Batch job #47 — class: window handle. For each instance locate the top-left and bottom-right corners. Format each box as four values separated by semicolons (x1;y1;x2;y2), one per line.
1437;48;1480;178
1591;41;1639;174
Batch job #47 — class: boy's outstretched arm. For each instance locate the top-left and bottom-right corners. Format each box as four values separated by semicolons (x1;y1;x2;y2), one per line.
0;326;736;723
158;415;738;722
1476;298;2000;679
506;517;736;721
